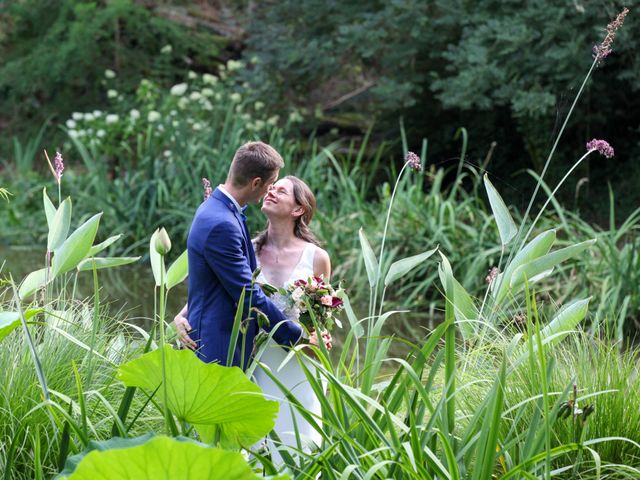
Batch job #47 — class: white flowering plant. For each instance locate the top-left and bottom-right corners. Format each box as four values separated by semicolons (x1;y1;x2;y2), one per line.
261;275;344;332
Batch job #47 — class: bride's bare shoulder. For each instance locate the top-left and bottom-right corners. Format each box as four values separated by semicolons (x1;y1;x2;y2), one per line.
309;244;331;278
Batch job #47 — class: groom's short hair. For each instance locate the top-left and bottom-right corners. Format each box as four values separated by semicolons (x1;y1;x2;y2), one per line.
228;141;284;186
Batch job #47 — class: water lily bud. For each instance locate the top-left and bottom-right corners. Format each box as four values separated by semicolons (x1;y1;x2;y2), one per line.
154;227;172;255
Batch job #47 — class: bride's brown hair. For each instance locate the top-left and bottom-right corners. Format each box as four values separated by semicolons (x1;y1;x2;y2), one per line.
254;175;320;254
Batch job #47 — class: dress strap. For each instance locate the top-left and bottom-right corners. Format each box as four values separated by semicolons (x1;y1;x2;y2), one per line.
300;243;316;272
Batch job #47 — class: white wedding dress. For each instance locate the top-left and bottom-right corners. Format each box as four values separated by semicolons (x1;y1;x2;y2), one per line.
253;243;325;463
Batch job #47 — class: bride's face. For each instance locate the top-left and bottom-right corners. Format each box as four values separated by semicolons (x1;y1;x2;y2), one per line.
261;179;301;220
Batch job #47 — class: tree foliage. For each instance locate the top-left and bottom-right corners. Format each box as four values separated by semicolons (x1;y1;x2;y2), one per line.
243;1;639;199
0;0;222;135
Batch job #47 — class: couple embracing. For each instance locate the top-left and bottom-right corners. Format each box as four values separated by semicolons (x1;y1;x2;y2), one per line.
173;141;333;460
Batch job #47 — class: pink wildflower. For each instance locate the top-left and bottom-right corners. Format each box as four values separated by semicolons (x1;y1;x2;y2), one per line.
202;177;212;201
405;151;422;171
586;139;614;158
485;267;499;285
54;151;64;184
593;8;629;61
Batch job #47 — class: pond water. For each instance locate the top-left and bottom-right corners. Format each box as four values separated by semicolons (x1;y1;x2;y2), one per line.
0;245;437;358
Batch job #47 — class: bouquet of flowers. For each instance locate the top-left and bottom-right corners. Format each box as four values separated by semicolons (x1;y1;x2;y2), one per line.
262;275;344;332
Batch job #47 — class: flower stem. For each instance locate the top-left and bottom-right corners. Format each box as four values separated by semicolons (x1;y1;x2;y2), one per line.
158;258;171;434
521;151;592;246
515;59;598;253
373;161;410;317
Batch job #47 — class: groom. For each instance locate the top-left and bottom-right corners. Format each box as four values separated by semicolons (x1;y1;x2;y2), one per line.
175;141;310;368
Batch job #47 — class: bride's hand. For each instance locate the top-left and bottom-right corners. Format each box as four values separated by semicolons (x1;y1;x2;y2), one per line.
308;330;332;351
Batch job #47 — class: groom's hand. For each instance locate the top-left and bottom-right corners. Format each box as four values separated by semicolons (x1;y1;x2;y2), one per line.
174;311;197;350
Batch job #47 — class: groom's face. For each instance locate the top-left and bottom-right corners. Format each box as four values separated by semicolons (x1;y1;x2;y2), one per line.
250;170;279;203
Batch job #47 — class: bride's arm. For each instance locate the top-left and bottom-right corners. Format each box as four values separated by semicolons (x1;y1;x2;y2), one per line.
313;246;332;281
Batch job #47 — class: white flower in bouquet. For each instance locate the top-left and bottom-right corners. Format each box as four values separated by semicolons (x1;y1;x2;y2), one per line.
291;287;304;303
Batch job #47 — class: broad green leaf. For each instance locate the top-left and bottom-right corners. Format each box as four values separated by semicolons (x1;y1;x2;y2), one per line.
512;298;590;367
0;309;43;343
166;250;188;290
149;229;162;286
539;298;590;347
43;188;56;229
384;246;438;287
484;174;517;245
117;346;278;447
493;229;556;304
47;197;72;252
506;229;557;274
52;213;102;277
0;312;20;342
57;434;272;480
510;239;596;289
336;290;364;337
88;234;122;257
438;253;476;341
358;228;378;288
77;257;140;272
19;268;52;298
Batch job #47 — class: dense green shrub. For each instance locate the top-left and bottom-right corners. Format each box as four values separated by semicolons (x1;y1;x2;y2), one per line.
0;0;223;139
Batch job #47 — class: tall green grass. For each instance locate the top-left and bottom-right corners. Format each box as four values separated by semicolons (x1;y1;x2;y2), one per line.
0;291;151;479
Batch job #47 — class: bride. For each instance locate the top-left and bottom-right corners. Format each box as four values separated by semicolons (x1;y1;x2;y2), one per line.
252;175;332;462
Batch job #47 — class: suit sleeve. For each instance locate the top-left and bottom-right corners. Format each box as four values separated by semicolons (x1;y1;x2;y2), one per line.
203;221;303;347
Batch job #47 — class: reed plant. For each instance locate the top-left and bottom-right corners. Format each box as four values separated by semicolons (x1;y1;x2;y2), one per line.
0;290;150;479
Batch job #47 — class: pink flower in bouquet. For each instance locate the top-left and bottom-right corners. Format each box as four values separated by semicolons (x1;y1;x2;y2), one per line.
276;275;345;331
320;295;333;306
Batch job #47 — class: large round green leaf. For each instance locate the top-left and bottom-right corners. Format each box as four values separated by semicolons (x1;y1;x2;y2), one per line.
57;435;276;479
117;346;278;447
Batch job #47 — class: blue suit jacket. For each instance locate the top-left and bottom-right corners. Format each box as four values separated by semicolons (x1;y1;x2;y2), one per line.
187;188;302;368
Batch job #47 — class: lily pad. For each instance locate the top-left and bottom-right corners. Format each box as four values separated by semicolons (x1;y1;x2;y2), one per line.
57;434;284;479
117;346;278;447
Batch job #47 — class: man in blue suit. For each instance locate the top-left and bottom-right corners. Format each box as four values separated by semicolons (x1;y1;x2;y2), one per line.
175;141;307;368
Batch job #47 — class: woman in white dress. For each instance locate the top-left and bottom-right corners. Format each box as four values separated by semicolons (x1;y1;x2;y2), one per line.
252;175;332;463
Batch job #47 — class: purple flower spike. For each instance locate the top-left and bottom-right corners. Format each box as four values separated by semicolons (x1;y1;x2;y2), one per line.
54;151;64;184
593;8;629;62
586;139;614;159
405;151;422;171
202;177;212;200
